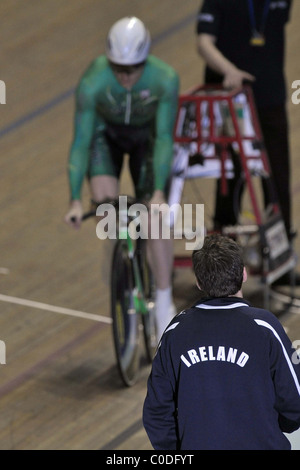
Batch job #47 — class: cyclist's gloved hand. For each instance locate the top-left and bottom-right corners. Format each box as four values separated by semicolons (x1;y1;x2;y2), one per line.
64;200;83;229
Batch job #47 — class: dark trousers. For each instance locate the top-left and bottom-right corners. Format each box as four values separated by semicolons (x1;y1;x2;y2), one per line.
214;104;291;235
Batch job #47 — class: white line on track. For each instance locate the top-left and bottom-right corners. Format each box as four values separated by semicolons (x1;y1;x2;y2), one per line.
0;293;112;324
0;267;9;275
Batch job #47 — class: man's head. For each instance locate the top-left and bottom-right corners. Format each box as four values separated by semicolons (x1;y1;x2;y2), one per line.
106;16;150;89
192;234;246;297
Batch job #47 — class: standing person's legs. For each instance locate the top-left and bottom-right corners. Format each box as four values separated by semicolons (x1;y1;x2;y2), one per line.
257;105;291;236
213;145;244;229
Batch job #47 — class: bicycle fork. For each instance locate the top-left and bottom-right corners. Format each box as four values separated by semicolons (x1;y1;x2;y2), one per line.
126;236;148;316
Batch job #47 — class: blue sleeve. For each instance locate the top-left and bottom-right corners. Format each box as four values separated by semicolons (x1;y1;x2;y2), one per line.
271;332;300;432
143;345;178;450
255;312;300;432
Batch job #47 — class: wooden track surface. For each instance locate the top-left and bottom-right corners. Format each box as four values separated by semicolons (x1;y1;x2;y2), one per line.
0;0;300;450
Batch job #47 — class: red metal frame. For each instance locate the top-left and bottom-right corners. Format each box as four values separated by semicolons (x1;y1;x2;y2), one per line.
172;84;280;269
174;84;279;223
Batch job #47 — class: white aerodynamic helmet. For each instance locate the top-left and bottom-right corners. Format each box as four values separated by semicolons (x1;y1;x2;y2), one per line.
106;16;151;65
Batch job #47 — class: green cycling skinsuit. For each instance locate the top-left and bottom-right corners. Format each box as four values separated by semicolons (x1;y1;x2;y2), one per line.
68;55;179;202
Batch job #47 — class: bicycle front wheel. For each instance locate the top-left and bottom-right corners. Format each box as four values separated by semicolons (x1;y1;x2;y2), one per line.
137;240;157;362
111;239;140;387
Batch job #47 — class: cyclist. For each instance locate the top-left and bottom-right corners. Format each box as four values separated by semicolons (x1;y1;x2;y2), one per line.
64;16;180;340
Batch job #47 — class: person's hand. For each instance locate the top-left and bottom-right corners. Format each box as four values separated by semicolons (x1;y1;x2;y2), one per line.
64;200;83;229
223;68;255;90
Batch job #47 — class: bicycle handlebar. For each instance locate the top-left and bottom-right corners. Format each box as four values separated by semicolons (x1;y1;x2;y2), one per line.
71;195;148;224
81;210;96;221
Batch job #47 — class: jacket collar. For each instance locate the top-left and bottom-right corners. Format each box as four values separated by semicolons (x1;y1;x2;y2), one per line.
195;297;250;309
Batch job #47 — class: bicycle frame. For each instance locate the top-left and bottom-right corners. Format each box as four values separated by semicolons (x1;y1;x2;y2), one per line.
120;227;149;316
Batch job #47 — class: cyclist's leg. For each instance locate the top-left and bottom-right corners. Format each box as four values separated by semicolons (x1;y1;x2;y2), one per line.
257;105;291;236
88;128;124;283
147;236;175;341
130;138;176;341
90;175;119;202
88;127;123;202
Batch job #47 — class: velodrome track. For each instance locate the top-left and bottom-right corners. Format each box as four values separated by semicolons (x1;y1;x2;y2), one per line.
0;0;300;450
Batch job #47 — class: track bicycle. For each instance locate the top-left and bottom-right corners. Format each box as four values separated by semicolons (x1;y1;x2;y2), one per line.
81;195;157;387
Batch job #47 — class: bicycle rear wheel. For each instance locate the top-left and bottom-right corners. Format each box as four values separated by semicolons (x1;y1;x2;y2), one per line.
111;239;140;387
137;240;157;362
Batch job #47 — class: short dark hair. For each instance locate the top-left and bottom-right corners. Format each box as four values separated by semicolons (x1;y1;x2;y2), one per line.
192;234;244;297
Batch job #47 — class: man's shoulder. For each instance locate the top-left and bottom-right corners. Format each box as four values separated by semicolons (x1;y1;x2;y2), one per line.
244;305;285;330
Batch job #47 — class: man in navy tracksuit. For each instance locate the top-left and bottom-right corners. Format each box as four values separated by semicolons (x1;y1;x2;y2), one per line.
143;234;300;450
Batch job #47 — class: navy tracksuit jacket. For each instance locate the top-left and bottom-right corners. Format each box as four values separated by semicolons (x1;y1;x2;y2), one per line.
143;297;300;450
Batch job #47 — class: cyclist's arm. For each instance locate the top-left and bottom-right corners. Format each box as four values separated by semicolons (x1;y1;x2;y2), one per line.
68;80;98;202
65;77;100;228
152;73;179;195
